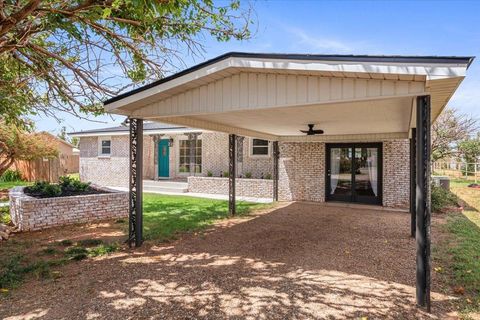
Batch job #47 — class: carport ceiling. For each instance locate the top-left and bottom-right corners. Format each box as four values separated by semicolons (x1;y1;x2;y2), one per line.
186;97;412;136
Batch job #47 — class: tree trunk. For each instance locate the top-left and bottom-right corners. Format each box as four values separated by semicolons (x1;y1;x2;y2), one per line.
0;157;14;176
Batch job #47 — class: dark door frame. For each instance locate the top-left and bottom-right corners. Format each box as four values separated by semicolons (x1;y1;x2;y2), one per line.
325;142;383;205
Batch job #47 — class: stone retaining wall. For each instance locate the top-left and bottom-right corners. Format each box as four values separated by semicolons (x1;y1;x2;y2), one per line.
9;186;128;231
188;176;273;199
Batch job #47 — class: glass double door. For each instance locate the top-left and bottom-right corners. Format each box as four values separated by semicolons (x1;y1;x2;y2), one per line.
326;143;382;205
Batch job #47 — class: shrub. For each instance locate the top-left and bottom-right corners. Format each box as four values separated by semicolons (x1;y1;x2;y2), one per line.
26;176;91;198
222;171;229;178
264;173;272;180
207;171;213;177
244;172;252;179
431;184;459;212
59;176;90;192
0;170;23;182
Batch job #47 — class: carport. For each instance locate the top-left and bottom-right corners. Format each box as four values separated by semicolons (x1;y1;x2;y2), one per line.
104;52;474;310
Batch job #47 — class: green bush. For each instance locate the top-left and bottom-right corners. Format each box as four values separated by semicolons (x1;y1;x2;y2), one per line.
26;176;91;197
244;172;252;179
0;170;23;182
222;171;229;178
264;173;272;180
207;171;213;177
59;176;90;192
431;184;459;212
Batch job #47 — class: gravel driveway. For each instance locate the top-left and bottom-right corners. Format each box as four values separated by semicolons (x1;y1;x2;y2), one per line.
1;202;456;319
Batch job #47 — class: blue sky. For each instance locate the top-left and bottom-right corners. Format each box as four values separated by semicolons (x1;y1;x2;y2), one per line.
34;0;480;134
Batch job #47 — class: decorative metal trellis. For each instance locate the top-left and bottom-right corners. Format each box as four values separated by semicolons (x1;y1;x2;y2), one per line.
416;95;431;311
128;118;143;248
229;134;236;216
273;141;279;201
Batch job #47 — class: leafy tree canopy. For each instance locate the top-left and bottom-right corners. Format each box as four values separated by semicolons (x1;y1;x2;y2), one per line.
0;122;58;175
0;0;252;127
431;107;478;162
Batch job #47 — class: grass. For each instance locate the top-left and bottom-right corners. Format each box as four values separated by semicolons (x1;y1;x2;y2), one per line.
0;180;31;190
0;238;120;292
0;193;269;292
66;173;80;181
141;193;269;241
437;179;480;318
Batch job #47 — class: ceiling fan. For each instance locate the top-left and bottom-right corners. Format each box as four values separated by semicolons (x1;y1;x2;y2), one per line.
300;124;324;135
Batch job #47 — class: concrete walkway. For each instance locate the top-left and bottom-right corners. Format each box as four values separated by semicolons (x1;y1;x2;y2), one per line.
109;180;273;204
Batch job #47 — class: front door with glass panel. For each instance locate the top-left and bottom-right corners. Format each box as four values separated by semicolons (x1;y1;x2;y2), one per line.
326;143;382;205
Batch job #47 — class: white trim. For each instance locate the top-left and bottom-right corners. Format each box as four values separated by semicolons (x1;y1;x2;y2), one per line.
105;56;468;112
249;138;271;158
98;136;112;157
176;135;203;176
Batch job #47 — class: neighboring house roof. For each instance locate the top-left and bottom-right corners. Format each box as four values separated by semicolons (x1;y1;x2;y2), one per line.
69;122;203;137
104;52;474;106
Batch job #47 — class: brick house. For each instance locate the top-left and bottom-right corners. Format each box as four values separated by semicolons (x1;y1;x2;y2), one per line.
96;52;474;306
71;123;274;188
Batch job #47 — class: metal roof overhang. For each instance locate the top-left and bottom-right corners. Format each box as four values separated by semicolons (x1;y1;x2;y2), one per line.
104;53;473;141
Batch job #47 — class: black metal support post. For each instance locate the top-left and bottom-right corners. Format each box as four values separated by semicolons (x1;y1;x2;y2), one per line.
128;118;143;248
410;128;416;238
229;134;236;216
416;96;431;311
272;141;279;201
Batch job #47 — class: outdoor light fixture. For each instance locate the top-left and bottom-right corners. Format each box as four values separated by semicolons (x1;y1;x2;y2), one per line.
168;138;174;147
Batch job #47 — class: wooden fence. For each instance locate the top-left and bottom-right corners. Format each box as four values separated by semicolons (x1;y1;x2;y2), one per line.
11;154;79;182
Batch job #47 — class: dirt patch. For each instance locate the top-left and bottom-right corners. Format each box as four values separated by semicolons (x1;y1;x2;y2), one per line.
0;203;458;319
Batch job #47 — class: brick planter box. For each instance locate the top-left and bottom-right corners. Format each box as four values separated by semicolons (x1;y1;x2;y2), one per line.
188;176;273;199
9;186;128;231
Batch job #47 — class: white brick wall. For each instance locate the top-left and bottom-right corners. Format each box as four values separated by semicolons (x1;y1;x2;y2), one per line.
188;176;273;198
383;139;410;208
9;186;128;231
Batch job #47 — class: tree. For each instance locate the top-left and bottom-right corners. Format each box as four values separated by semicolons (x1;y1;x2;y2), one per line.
0;123;58;176
0;0;252;126
431;107;478;162
57;126;68;142
458;138;480;175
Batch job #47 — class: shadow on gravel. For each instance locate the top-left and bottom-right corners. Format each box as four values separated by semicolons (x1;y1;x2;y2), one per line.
2;202;456;319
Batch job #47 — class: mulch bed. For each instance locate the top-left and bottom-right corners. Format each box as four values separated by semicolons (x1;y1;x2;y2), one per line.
24;187;110;199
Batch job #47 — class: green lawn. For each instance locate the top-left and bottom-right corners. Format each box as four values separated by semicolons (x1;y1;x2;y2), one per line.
141;193;269;241
0;180;31;190
440;180;480;317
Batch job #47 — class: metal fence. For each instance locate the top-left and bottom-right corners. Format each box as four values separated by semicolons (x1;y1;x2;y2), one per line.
432;161;480;183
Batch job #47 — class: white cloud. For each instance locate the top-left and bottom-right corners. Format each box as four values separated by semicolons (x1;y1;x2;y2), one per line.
285;27;353;53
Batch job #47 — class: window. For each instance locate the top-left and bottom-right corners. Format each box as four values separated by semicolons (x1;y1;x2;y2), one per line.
98;137;111;157
250;138;270;157
179;139;202;174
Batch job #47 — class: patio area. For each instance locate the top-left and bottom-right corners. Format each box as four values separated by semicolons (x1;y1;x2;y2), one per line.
0;203;455;319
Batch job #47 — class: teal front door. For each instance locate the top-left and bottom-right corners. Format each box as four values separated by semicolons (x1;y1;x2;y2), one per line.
158;139;169;178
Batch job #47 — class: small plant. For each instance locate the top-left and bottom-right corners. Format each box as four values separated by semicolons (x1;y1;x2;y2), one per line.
64;246;89;261
264;173;272;180
59;176;90;192
223;171;229;178
207;171;213;177
57;239;73;247
244;172;252;179
40;247;58;255
43;184;62;197
431;184;459;212
0;170;23;182
88;243;119;257
77;239;103;247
